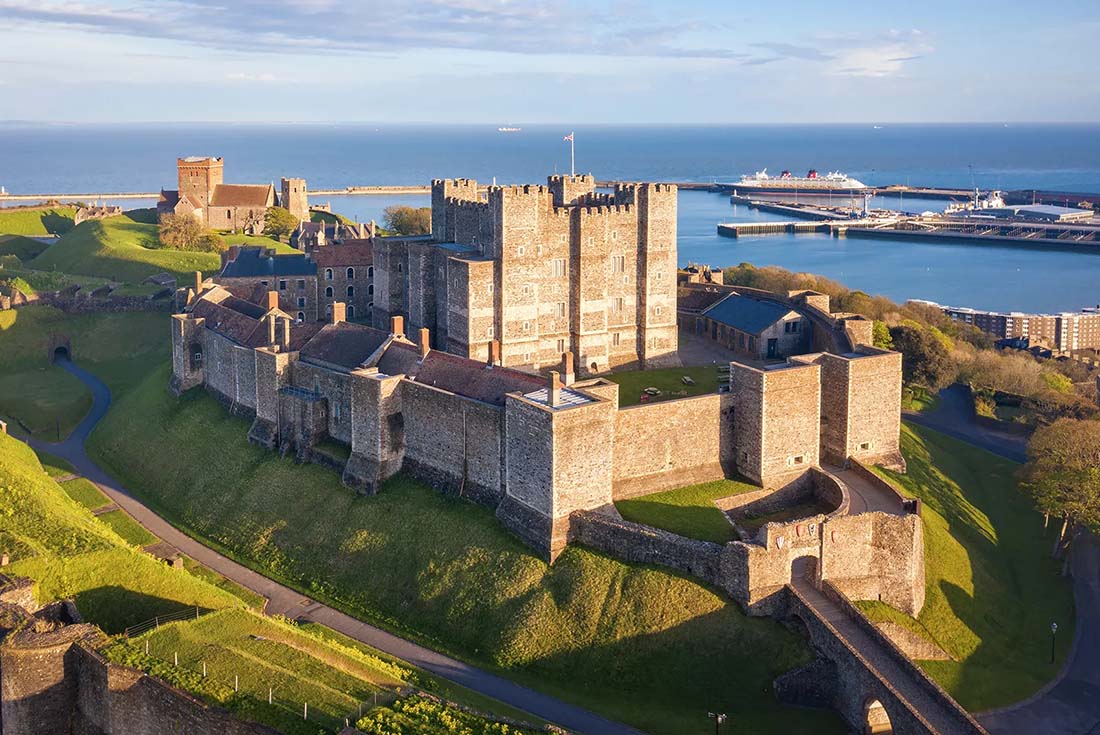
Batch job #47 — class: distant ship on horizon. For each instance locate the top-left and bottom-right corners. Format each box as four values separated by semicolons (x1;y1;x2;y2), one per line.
497;126;522;133
731;168;868;195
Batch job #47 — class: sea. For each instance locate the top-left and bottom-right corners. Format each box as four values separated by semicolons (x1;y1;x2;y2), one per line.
2;122;1099;313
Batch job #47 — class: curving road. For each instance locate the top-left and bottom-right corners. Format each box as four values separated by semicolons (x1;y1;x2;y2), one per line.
24;359;642;735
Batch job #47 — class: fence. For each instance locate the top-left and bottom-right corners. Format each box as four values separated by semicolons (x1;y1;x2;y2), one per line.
124;605;212;637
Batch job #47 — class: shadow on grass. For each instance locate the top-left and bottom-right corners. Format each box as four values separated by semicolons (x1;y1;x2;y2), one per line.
40;211;74;235
74;585;215;635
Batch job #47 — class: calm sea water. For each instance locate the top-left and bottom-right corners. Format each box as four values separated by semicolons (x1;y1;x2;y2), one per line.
2;123;1098;312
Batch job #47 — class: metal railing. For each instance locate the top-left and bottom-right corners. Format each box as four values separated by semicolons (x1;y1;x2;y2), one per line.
123;606;211;638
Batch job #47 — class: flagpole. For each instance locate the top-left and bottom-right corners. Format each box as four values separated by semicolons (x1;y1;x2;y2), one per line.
570;131;575;177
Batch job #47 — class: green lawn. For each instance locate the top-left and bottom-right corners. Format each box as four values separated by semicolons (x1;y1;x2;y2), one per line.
0;432;243;633
614;478;754;543
901;385;940;413
0;307;170;438
97;509;158;547
61;477;112;511
180;556;267;611
606;365;722;407
0;206;76;236
0;234;50;262
357;695;540;735
30;215;221;282
87;363;841;735
33;448;75;477
866;423;1075;710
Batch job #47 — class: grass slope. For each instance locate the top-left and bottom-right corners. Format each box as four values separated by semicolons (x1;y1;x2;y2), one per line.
0;207;75;236
0;432;241;632
867;423;1075;710
61;477;112;511
88;363;841;735
0;234;50;262
31;215;220;281
0;307;169;438
615;478;753;543
606;365;722;407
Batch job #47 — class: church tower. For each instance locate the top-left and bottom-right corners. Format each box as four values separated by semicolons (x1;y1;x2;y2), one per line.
280;177;309;222
177;157;223;209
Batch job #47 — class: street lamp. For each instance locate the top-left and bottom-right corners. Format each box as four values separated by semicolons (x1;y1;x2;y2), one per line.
708;711;727;735
1050;622;1059;664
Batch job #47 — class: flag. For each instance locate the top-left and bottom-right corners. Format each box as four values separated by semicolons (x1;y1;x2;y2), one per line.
563;133;573;142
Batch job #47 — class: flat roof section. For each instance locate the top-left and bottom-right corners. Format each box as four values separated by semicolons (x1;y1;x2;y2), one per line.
522;387;595;409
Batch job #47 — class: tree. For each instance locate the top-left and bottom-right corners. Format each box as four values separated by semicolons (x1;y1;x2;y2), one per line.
158;213;203;250
197;231;226;253
1021;419;1100;568
383;205;431;235
889;324;954;390
264;206;299;240
872;320;894;350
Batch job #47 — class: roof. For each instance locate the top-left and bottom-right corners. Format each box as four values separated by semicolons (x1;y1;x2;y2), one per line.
411;351;544;405
376;340;422;377
311;242;373;267
299;322;390;371
522;387;594;408
190;298;264;346
220;246;316;278
209;184;274;208
701;293;794;335
678;287;730;313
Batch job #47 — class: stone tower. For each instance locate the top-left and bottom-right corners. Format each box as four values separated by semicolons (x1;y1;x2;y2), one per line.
280;177;309;222
177;157;224;209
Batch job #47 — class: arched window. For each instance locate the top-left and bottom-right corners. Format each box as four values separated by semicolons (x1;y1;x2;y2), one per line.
347;285;355;299
296;311;304;323
368;266;374;278
347;305;355;319
368;284;374;296
325;286;333;298
346;267;354;279
324;268;333;280
397;262;403;273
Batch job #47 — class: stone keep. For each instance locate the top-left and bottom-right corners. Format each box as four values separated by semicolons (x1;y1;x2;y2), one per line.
280;177;309;222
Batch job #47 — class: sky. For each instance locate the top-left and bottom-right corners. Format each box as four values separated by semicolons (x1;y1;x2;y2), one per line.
1;0;1098;124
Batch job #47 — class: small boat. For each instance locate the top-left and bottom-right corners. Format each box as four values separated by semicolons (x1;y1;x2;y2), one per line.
497;127;522;133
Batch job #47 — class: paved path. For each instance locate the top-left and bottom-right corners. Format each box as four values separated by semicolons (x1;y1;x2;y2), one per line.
903;385;1028;463
24;359;641;735
979;535;1100;735
793;579;984;735
831;466;904;515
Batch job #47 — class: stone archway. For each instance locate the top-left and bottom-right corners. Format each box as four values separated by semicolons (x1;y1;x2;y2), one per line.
863;697;893;734
48;335;71;363
791;554;818;584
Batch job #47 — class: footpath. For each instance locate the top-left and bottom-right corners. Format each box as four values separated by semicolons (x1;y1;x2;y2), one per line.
23;358;641;735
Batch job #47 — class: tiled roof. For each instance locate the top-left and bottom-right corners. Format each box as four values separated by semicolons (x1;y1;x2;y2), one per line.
209;184;274;208
376;340;421;376
190;299;263;346
311;242;373;267
299;322;390;370
678;287;730;313
220;246;316;278
701;293;794;335
412;351;543;405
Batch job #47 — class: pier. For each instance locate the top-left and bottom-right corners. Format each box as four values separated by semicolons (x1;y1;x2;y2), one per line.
848;218;1100;248
718;216;899;239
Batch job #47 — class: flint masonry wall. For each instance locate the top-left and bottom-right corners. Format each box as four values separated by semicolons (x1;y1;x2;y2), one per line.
200;329;257;415
291;361;353;444
611;393;730;500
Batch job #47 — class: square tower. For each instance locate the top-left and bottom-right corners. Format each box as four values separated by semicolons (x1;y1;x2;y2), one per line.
177;157;224;209
280;177;309;222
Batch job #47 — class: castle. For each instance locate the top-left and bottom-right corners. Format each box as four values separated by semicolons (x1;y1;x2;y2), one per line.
371;175;679;375
157;157;309;234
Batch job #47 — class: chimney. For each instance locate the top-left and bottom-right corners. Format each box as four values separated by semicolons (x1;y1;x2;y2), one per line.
267;314;277;346
331;301;346;325
194;270;202;295
390;315;405;338
279;317;291;350
419;327;431;360
561;351;575;386
548;371;562;408
487;339;501;367
266;290;279;311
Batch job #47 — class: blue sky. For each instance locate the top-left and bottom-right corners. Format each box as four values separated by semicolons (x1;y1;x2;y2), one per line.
1;0;1097;123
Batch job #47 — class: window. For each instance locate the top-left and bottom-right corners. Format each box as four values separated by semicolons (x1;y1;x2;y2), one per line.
559;234;567;243
487;325;494;339
522;321;530;332
325;268;333;280
297;297;306;308
347;267;354;279
368;285;374;296
296;311;304;322
226;210;231;219
260;280;268;288
522;284;531;296
297;279;305;290
556;338;566;354
655;306;663;316
347;286;354;299
397;262;403;273
611;255;625;273
612;332;620;346
614;297;624;313
333;404;341;420
611;230;619;241
325;286;333;298
368;266;374;278
556;302;566;318
552;259;566;277
347;305;355;319
859;441;872;451
739;333;746;349
784;320;801;334
517;246;526;256
790;455;805;465
279;279;287;291
488;282;494;294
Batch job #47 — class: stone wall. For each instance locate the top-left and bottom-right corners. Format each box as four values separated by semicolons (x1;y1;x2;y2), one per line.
817;349;904;469
819;511;925;616
200;329;257;414
611;393;728;500
292;361;353;444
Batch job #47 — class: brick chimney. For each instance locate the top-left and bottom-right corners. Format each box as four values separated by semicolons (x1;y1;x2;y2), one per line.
390;315;405;338
419;327;431;360
267;314;277;346
548;370;562;408
561;351;575;386
266;290;279;311
487;340;501;368
194;270;202;296
331;301;346;325
278;317;291;350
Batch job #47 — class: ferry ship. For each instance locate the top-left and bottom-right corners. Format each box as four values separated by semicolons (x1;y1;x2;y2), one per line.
497;126;522;133
731;169;868;196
